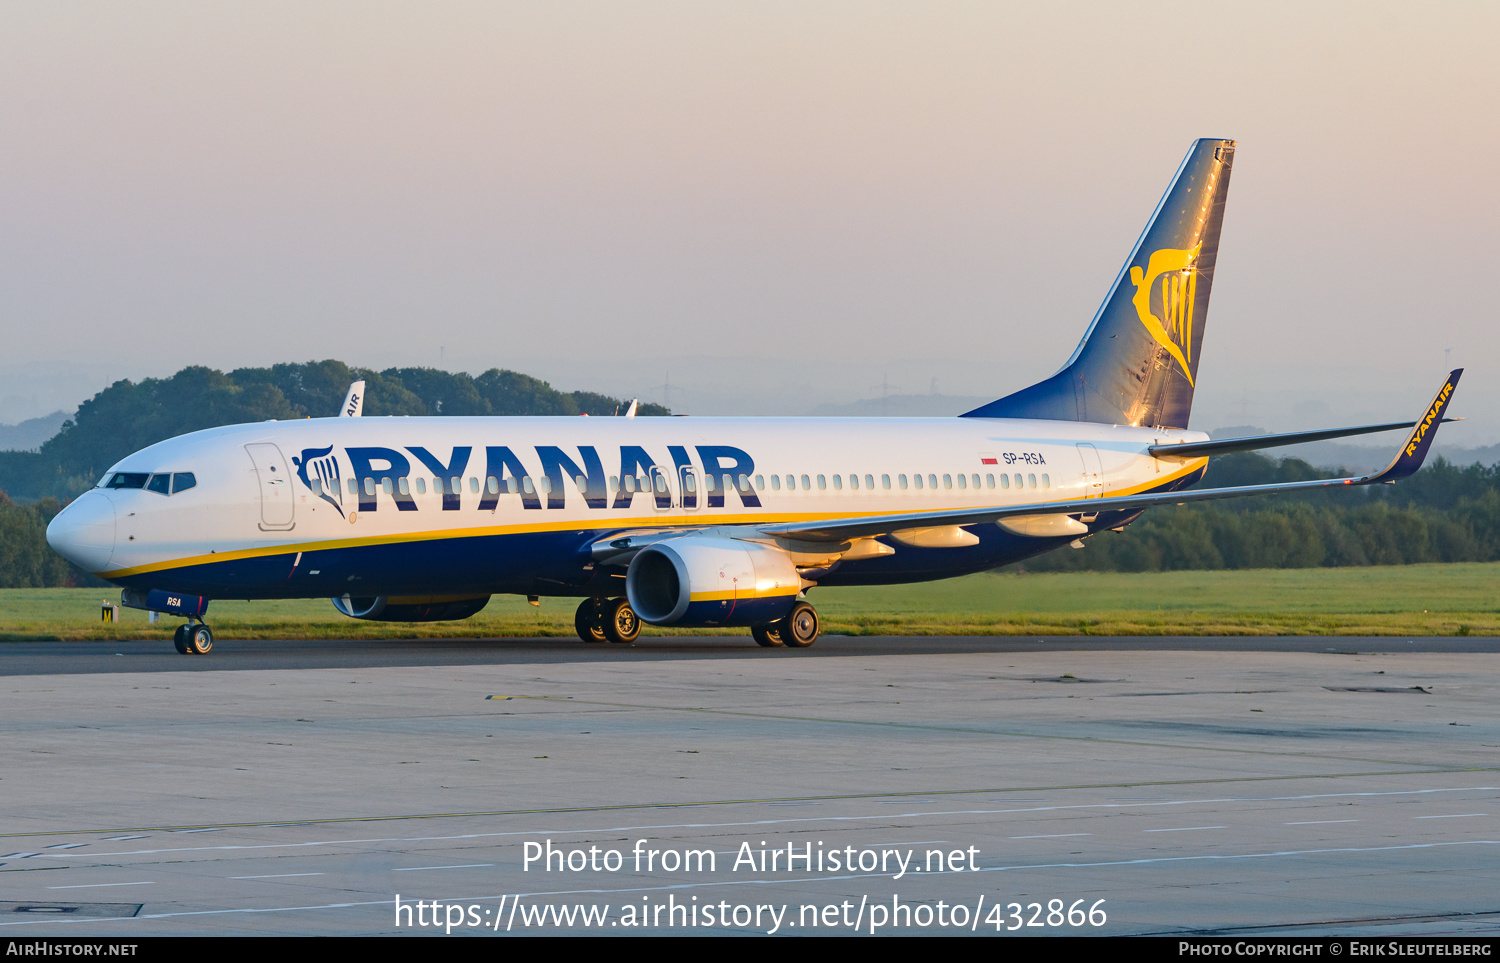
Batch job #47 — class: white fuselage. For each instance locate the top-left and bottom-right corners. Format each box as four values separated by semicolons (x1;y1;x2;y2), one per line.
49;415;1209;599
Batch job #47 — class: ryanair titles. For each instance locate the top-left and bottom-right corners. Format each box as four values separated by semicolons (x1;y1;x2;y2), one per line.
292;444;761;514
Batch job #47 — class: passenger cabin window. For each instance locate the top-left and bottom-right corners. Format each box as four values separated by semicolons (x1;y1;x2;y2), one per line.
956;474;966;490
832;474;842;491
398;477;410;495
415;478;426;494
770;475;780;491
469;477;480;493
1041;474;1050;488
913;474;923;490
800;474;810;490
986;473;995;489
755;474;765;490
364;477;376;496
973;474;982;489
999;474;1009;489
899;474;908;489
487;477;500;495
817;474;827;490
882;474;891;489
349;478;359;495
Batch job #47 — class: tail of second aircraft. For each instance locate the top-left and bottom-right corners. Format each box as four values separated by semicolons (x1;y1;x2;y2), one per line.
963;138;1235;429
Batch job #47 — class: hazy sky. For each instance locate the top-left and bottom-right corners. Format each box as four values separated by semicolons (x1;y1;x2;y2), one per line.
2;2;1497;440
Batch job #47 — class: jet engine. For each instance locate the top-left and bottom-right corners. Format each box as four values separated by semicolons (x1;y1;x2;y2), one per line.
625;536;802;627
332;594;491;622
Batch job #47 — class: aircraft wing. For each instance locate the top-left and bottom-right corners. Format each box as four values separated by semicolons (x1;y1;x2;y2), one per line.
760;370;1462;544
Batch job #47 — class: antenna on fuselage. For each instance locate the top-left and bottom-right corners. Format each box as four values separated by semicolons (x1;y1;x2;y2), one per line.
340;380;365;417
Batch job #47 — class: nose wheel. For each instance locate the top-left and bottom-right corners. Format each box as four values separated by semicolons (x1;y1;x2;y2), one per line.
173;622;214;655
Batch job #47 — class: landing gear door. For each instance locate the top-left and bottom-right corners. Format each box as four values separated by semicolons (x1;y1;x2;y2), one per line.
245;443;296;530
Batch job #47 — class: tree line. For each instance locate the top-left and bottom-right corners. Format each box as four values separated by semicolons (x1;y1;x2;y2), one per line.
0;360;668;503
1013;453;1500;573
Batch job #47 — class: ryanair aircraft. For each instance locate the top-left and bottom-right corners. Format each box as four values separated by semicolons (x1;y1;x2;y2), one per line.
46;139;1461;654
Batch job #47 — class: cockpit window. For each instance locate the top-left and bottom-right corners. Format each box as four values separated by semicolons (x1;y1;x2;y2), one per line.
146;474;171;495
106;473;150;489
172;472;197;494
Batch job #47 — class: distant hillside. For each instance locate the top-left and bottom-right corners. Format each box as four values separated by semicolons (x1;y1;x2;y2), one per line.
0;411;67;452
0;361;668;502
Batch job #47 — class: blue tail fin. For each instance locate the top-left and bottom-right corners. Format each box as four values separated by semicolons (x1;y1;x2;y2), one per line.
963;138;1235;428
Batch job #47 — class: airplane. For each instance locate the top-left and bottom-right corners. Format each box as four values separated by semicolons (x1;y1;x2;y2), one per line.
45;138;1462;655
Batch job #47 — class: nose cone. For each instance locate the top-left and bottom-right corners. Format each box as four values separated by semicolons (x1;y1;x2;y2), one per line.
46;491;116;573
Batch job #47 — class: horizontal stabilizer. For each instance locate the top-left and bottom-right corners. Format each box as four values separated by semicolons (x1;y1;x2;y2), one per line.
1150;416;1460;459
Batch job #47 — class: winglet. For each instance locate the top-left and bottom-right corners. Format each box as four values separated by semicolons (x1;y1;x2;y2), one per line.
340;380;365;418
1368;369;1462;482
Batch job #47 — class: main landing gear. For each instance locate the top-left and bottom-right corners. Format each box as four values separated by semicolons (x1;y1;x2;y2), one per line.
574;598;641;645
172;621;214;655
574;598;822;649
751;601;820;649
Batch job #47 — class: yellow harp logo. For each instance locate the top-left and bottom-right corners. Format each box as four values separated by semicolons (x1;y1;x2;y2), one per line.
1129;243;1201;386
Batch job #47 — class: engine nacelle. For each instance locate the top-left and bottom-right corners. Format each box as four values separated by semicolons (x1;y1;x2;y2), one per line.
332;594;491;622
626;536;802;627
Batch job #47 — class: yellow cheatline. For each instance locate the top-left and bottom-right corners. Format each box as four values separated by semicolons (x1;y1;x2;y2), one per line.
688;588;801;603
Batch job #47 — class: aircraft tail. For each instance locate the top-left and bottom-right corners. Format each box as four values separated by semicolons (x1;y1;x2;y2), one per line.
962;138;1235;428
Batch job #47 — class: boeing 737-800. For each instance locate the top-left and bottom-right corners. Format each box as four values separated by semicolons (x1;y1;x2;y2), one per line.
45;139;1461;654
